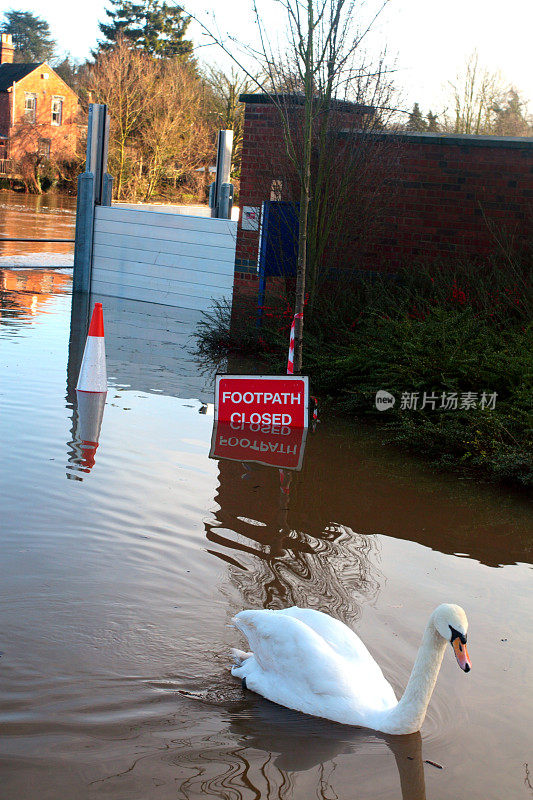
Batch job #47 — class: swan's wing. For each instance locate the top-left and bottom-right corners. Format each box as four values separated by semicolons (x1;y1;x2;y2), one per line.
232;609;397;721
277;608;382;668
263;608;396;706
233;609;351;697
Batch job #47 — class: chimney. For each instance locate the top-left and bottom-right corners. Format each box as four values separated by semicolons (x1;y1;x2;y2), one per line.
0;33;14;65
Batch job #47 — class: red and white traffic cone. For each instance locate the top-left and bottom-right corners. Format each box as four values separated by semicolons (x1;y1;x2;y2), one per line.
76;302;107;392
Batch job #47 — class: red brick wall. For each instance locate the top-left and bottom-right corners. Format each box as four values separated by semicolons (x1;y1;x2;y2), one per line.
8;64;78;161
361;133;533;269
235;104;288;273
235;100;370;266
235;99;533;299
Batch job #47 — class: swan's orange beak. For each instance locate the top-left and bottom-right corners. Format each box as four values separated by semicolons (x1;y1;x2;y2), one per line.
452;637;471;672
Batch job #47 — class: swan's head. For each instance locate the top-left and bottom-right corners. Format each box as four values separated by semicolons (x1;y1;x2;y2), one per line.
432;604;471;672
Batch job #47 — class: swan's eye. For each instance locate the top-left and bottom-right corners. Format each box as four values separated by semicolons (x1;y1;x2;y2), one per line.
449;625;467;644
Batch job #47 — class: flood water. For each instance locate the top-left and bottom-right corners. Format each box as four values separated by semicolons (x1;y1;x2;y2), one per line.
0;191;75;266
0;199;532;800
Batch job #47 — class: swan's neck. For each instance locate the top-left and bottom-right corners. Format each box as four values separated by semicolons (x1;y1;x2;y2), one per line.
382;617;447;734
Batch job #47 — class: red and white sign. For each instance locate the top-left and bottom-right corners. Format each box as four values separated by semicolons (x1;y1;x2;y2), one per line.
215;375;309;429
210;420;308;470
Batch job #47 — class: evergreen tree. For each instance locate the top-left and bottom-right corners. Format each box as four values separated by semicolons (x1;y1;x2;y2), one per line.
406;103;428;132
1;10;55;63
426;110;439;132
96;0;193;60
491;89;531;136
97;0;140;51
53;55;82;91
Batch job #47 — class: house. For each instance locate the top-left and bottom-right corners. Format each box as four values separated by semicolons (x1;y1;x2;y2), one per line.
0;33;79;174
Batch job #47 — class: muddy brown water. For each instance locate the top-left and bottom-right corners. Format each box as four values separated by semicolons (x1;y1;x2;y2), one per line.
0;199;532;800
0;190;75;263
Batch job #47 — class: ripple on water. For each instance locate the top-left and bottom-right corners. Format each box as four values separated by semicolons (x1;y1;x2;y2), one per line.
0;270;531;800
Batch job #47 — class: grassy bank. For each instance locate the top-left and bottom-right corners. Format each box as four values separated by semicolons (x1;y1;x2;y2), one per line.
197;260;533;488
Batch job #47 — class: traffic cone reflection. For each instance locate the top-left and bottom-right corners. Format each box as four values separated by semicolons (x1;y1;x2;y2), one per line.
77;302;107;392
76;389;107;471
70;302;107;474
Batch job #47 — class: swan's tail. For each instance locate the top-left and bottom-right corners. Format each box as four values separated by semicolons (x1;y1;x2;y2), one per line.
231;648;252;667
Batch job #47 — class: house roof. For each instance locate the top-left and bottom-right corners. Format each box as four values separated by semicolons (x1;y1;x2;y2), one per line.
0;62;42;92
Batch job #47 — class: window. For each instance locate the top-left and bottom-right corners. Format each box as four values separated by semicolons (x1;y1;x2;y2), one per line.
24;93;36;123
38;138;51;158
51;96;63;126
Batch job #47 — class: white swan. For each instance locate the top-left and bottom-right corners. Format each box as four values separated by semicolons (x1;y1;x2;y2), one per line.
230;603;471;735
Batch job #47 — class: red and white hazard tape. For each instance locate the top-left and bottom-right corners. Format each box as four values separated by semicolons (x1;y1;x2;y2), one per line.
287;312;303;375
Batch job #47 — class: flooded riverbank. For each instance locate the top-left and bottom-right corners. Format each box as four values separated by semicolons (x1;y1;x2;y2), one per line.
1;268;531;799
0;191;75;266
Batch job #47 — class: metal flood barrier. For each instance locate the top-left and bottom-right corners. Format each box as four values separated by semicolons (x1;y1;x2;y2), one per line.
73;105;237;312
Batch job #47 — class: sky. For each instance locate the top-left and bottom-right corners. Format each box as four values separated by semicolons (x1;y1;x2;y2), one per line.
2;0;532;116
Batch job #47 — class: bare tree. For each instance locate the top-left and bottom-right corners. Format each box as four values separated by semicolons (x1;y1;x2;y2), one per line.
203;66;257;180
445;52;506;135
442;54;533;137
86;38;156;199
85;38;215;201
139;60;213;201
187;0;394;372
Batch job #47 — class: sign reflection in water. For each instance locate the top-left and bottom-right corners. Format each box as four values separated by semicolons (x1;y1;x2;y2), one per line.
208;419;380;625
210;420;308;470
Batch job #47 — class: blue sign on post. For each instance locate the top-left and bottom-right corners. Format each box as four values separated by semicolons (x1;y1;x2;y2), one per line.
257;201;299;324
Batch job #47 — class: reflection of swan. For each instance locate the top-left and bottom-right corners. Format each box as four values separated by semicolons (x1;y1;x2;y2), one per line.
231;603;471;735
177;696;428;800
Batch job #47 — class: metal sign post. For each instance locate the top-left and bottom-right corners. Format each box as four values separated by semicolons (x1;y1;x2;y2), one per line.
210;130;234;218
86;104;110;206
73;104;111;294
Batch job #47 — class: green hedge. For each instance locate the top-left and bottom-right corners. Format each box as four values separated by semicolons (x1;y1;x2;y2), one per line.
197;260;532;487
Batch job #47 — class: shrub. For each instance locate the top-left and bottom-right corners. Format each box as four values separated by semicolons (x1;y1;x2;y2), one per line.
196;257;533;487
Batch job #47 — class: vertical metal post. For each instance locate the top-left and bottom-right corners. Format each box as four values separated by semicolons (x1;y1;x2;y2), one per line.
256;201;267;327
86;103;109;205
67;291;92;402
102;173;113;207
73;172;95;294
218;182;234;220
210;130;234;218
73;104;111;294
